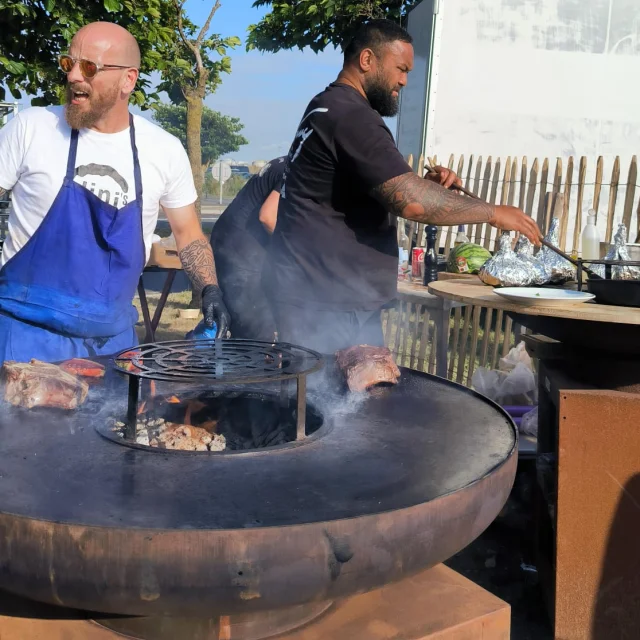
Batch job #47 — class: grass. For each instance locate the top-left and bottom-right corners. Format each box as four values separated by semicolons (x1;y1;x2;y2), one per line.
133;290;200;342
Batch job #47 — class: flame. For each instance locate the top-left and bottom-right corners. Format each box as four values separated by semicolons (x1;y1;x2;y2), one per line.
150;380;156;397
166;395;181;404
184;402;192;426
137;400;147;415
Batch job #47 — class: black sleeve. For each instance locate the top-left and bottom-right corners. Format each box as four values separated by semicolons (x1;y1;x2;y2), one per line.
334;107;411;190
266;157;286;193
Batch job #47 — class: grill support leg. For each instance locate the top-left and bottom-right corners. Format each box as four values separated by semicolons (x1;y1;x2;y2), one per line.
126;377;140;441
296;375;306;440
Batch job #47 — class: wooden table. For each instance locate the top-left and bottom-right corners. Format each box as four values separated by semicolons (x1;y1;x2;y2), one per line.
427;280;640;326
429;279;640;640
396;280;467;378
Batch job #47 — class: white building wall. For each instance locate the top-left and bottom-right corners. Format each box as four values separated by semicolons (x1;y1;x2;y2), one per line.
430;0;640;164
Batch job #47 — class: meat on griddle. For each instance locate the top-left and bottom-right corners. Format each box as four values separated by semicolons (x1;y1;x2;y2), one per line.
2;359;89;409
60;358;105;378
335;345;400;393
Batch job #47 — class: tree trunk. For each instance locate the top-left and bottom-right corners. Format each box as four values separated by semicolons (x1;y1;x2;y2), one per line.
185;92;204;220
184;85;207;310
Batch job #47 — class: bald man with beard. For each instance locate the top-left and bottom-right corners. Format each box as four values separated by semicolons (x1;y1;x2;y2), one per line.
0;22;230;362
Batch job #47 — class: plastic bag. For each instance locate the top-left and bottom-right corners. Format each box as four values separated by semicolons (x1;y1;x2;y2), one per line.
472;362;537;405
498;341;532;373
520;406;538;437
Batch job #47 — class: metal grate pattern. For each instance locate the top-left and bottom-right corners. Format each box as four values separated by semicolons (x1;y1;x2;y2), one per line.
114;339;323;384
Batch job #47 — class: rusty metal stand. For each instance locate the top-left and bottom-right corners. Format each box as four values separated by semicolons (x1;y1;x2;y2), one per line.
525;334;640;639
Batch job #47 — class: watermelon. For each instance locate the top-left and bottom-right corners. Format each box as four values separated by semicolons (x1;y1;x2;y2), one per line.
447;243;492;274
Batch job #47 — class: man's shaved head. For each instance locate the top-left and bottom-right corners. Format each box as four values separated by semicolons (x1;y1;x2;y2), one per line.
64;21;140;131
72;22;141;69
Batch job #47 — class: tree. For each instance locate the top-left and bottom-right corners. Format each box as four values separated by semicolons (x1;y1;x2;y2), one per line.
0;0;242;209
246;0;417;53
152;104;248;175
157;0;241;215
0;0;177;107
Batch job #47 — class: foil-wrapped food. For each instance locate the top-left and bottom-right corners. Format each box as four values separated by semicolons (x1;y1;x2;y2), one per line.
536;218;576;283
514;235;547;285
479;232;539;287
592;223;640;280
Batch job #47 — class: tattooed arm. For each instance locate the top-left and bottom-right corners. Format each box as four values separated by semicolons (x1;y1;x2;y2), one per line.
370;172;541;244
164;203;218;289
165;203;230;336
177;238;217;289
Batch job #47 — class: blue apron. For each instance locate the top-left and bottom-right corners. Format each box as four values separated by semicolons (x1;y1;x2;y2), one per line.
0;115;144;362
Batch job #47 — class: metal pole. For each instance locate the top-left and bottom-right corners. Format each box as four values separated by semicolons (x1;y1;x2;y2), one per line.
296;375;306;440
126;376;140;441
219;163;223;205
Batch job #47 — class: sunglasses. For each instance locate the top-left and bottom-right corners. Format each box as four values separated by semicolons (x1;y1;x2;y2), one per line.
58;54;135;79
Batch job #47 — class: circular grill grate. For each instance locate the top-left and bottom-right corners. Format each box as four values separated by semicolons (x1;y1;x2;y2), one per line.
113;339;324;384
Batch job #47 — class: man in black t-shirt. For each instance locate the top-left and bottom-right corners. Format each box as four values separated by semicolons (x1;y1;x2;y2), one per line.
264;20;541;355
210;157;285;340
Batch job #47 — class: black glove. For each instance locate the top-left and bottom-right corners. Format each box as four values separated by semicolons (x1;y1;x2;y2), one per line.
201;285;230;339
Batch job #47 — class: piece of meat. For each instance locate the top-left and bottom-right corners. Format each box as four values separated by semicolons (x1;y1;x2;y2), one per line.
60;358;105;378
155;422;214;451
2;359;89;409
335;345;401;393
115;350;142;373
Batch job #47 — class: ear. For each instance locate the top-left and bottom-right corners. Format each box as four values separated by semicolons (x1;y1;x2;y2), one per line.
122;68;139;94
358;48;375;73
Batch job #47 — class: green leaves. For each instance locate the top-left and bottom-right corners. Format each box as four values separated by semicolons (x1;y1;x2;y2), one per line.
246;0;416;53
0;57;27;75
103;0;121;13
0;0;187;109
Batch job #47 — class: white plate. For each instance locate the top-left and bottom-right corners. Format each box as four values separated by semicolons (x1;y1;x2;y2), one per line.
494;287;595;306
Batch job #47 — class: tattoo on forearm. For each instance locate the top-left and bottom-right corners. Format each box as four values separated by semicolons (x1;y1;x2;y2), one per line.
0;188;6;199
178;239;218;291
371;172;495;226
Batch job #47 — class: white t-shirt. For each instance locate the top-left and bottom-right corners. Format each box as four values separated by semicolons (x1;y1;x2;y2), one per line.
0;106;197;266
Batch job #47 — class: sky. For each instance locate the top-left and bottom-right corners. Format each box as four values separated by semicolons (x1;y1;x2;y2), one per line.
167;0;345;162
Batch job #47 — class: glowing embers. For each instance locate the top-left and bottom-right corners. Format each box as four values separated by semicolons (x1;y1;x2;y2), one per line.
106;389;324;453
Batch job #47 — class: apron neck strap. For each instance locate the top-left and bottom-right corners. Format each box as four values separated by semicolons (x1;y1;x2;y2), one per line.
66;114;143;203
129;113;143;203
65;129;80;180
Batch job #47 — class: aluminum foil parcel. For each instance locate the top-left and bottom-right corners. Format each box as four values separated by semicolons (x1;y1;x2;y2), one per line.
480;232;537;287
514;235;547;285
592;223;640;280
536;218;575;283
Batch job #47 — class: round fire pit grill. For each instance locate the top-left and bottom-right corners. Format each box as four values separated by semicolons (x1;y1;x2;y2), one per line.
0;355;518;639
114;339;324;443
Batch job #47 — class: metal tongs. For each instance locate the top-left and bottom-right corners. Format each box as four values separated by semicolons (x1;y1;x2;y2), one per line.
537;238;603;281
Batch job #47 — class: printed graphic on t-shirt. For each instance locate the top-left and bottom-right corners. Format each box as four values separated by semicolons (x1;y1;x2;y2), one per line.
281;108;328;200
74;163;131;208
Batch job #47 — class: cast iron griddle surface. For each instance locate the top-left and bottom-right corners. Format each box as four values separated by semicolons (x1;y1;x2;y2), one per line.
0;367;515;530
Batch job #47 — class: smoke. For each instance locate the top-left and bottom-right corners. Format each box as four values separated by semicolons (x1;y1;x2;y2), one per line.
305;362;368;423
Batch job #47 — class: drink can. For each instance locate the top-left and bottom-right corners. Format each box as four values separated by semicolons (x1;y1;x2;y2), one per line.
411;248;425;278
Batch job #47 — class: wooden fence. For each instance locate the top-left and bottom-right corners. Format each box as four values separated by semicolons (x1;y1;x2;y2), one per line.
385;153;640;385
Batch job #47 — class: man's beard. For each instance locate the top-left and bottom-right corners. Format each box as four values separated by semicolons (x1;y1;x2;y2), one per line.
64;84;119;130
364;74;400;117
